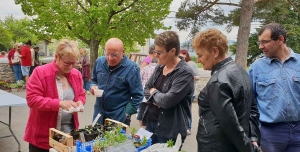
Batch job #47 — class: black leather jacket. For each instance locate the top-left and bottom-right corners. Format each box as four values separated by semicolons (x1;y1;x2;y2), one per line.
197;57;261;152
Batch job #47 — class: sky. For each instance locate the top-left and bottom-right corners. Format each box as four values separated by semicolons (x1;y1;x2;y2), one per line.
0;0;261;43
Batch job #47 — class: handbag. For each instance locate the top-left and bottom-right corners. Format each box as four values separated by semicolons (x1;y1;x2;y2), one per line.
12;58;20;64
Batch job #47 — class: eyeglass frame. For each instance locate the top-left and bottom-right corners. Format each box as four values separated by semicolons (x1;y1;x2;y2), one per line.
256;35;282;46
104;50;123;58
59;55;76;66
153;48;174;56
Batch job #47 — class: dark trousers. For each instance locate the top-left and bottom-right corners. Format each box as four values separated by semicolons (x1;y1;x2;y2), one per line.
146;121;186;150
261;121;300;152
29;143;48;152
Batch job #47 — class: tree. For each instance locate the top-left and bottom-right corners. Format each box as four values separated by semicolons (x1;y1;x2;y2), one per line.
16;0;173;70
234;0;254;68
0;26;12;50
176;0;255;68
0;15;37;44
229;0;300;65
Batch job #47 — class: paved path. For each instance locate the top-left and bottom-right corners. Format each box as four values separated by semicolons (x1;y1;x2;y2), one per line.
0;69;211;152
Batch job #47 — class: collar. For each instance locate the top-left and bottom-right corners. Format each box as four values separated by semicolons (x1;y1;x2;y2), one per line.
266;47;297;64
211;57;233;76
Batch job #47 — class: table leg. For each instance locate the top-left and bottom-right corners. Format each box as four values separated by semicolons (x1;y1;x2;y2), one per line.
8;106;21;152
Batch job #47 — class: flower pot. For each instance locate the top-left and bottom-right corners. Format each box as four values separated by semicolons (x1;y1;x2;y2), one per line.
84;131;98;142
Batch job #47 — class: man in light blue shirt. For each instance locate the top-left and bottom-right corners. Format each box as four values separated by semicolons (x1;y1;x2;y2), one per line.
249;23;300;152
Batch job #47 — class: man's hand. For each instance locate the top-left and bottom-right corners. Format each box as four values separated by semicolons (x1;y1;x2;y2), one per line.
90;86;98;95
59;100;78;111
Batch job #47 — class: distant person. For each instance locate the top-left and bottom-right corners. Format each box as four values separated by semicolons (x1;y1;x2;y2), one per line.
78;48;91;95
90;38;143;126
193;28;261;152
138;57;158;128
179;49;200;135
0;51;6;58
24;39;86;152
140;58;158;87
139;31;194;148
19;40;32;83
249;23;300;152
29;46;40;75
140;45;156;69
8;43;23;82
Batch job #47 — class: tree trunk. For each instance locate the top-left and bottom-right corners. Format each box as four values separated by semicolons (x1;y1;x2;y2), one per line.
89;39;101;72
235;0;254;68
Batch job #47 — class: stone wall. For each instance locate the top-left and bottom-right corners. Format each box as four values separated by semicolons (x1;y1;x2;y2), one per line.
0;58;16;82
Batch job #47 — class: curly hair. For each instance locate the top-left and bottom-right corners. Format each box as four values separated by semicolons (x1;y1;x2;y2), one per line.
192;28;228;56
154;31;180;56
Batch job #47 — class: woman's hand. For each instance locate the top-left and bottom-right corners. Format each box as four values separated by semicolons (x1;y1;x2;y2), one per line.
149;88;157;94
59;100;78;111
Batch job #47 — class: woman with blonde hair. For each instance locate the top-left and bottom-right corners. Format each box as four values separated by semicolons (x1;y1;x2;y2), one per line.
24;39;86;152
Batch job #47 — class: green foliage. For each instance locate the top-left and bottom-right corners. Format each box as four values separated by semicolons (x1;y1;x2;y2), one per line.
229;0;300;65
0;26;12;50
167;139;174;147
130;127;137;137
16;0;173;70
0;15;37;45
141;136;148;146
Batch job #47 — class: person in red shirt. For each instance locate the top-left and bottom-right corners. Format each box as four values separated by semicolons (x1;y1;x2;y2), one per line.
19;40;32;83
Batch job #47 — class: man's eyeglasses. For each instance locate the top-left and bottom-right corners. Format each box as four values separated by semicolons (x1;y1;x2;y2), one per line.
153;50;165;56
105;52;121;58
59;56;76;66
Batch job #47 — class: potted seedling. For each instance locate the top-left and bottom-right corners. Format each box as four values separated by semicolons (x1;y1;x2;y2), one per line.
84;126;98;142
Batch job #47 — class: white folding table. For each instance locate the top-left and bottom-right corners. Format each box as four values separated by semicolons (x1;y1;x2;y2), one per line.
0;89;27;152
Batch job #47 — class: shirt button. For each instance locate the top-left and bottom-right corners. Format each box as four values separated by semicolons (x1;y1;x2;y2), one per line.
157;123;160;126
288;103;290;106
286;90;288;93
161;112;163;114
283;77;286;80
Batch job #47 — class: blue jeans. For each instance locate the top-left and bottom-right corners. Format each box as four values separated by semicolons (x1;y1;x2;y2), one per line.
83;80;91;91
260;121;300;152
12;64;22;81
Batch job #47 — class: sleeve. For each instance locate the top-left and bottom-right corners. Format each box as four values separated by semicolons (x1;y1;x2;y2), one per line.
192;61;201;78
127;65;144;110
26;68;60;111
208;82;255;152
75;71;86;105
248;64;261;143
152;71;194;109
91;58;99;87
249;93;261;143
248;65;257;98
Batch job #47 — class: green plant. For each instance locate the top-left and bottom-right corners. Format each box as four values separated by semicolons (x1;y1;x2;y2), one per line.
141;136;148;146
167;139;174;147
130;127;137;138
9;83;19;89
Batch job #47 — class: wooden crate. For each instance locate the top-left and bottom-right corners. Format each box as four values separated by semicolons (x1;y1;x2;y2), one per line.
49;128;73;152
104;118;131;134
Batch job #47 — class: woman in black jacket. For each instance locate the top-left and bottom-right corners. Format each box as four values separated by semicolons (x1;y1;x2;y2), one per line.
137;31;194;149
192;28;261;152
